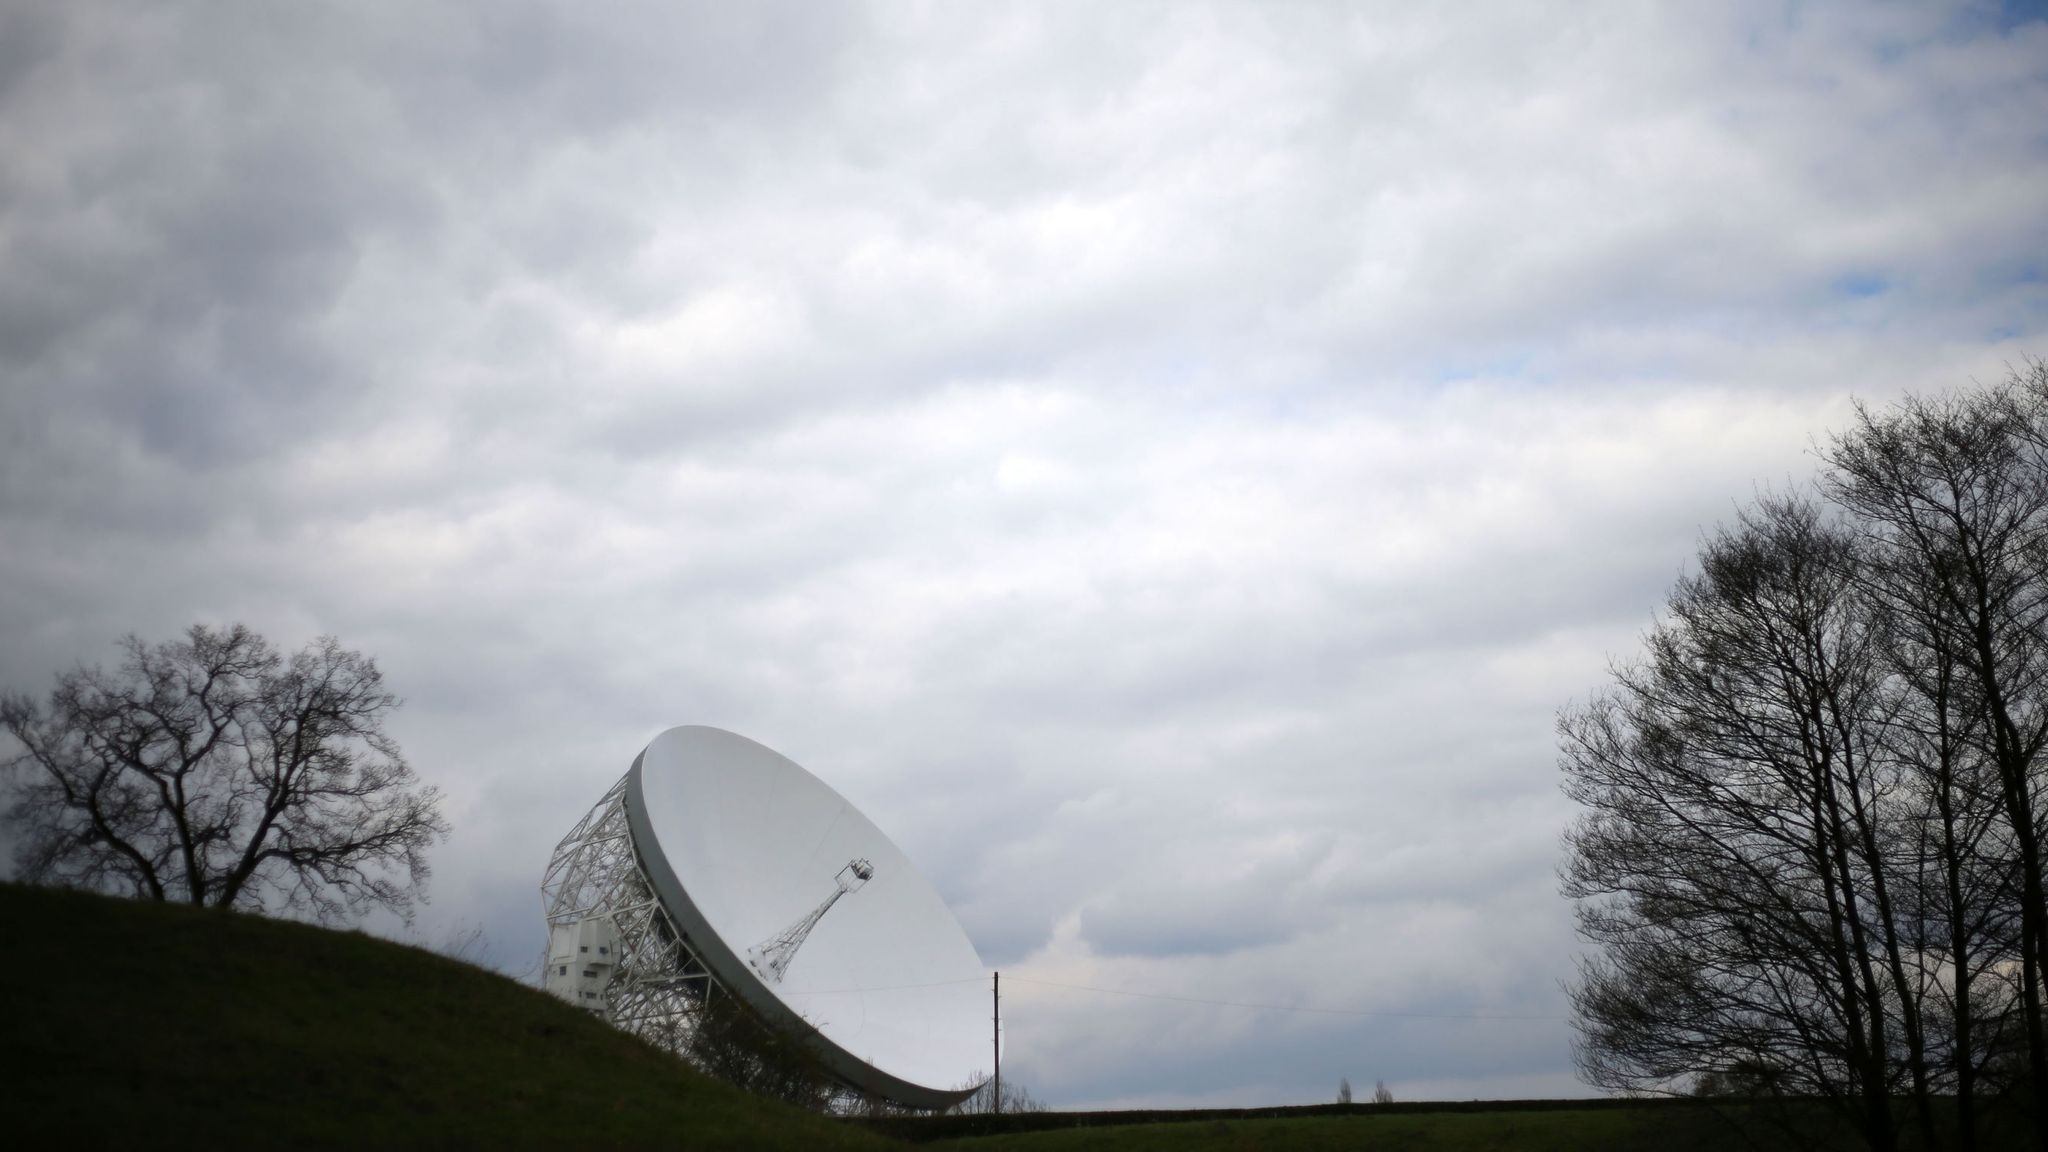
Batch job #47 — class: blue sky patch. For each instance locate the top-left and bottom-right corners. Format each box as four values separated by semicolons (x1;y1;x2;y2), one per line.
2004;0;2048;30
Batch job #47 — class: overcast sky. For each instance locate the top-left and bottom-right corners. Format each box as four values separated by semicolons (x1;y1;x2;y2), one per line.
3;0;2046;1108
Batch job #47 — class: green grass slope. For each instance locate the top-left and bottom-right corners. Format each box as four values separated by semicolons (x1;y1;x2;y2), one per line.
0;882;1934;1151
915;1106;1856;1151
0;883;897;1150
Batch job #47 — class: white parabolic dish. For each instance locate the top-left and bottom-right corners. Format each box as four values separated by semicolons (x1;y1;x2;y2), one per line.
624;726;989;1107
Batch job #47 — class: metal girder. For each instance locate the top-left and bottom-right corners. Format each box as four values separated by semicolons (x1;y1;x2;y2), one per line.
540;775;922;1114
542;775;715;1038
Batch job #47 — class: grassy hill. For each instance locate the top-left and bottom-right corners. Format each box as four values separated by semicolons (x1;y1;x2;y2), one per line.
908;1103;1863;1151
0;882;1904;1150
0;882;895;1149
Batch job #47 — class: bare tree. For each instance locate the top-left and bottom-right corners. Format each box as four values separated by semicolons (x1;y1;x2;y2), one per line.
1561;496;1921;1152
1852;478;2023;1152
0;624;449;923
947;1070;1049;1115
1824;363;2048;1148
1373;1079;1393;1105
1337;1076;1353;1104
677;991;839;1111
1562;365;2048;1151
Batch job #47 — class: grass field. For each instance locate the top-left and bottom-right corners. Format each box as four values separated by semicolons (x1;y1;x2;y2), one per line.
0;882;892;1149
911;1106;1853;1150
884;1095;2028;1149
0;882;1934;1150
888;1090;1875;1147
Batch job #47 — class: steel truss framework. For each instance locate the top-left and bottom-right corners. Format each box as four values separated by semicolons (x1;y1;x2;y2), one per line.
748;858;873;985
539;775;897;1115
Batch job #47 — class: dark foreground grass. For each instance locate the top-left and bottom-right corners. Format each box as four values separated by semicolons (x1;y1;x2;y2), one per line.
13;882;2012;1151
900;1096;2039;1150
916;1105;1853;1151
0;882;896;1150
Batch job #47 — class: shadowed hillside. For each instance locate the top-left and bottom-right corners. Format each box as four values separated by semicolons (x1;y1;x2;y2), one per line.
6;882;1996;1151
0;883;895;1149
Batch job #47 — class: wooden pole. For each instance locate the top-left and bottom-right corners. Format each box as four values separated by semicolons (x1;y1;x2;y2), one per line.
993;970;1001;1115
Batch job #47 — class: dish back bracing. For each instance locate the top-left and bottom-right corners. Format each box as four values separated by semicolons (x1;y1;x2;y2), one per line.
542;726;989;1110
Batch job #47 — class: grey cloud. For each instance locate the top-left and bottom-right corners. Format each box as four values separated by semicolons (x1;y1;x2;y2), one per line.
2;0;2045;1109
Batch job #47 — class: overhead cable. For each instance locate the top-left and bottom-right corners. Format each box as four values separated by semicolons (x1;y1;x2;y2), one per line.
1000;975;1567;1022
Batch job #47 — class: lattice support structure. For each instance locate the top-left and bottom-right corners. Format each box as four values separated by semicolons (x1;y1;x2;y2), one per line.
540;777;920;1115
747;858;873;984
541;775;716;1046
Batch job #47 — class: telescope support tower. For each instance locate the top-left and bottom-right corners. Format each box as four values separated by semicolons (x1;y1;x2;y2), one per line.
540;778;896;1113
748;858;874;984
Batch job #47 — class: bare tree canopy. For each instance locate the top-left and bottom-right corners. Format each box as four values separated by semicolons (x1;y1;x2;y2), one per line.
1823;363;2048;1138
946;1070;1048;1116
1;623;450;923
1563;360;2048;1152
1562;496;1918;1149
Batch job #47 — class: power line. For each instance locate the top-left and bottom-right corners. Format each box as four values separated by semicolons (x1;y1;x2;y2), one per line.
1001;975;1567;1022
784;976;989;996
779;973;1568;1023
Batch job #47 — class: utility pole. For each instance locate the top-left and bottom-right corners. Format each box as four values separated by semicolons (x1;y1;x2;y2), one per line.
992;970;1001;1115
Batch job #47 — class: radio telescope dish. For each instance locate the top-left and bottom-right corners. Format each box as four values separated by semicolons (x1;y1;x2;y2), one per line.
541;726;989;1109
